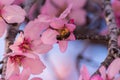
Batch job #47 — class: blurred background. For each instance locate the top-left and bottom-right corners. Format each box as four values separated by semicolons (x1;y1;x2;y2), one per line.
1;0;119;80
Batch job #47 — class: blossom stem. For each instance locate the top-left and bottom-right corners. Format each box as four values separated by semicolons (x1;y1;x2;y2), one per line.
75;34;109;41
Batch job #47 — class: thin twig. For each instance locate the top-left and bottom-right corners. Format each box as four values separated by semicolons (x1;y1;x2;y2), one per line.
75;34;109;41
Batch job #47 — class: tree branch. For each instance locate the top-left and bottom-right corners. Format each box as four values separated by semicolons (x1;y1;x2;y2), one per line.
75;33;109;41
92;0;120;76
1;24;20;80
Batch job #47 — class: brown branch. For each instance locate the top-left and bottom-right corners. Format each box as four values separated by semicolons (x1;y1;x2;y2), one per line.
1;24;20;80
92;0;120;76
75;33;109;41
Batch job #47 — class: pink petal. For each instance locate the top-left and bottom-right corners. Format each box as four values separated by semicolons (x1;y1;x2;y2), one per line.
31;77;42;80
107;58;120;79
69;9;86;25
22;57;46;75
99;66;106;80
67;33;75;40
66;24;76;32
50;0;66;8
1;5;26;23
13;0;25;5
0;0;14;5
40;0;58;17
9;74;20;80
20;68;31;80
67;0;86;9
58;41;68;52
9;44;21;52
32;39;53;54
36;14;52;23
90;75;103;80
80;65;90;80
24;21;49;40
9;32;24;52
0;18;7;37
41;29;58;45
50;19;66;29
6;58;20;79
59;4;72;19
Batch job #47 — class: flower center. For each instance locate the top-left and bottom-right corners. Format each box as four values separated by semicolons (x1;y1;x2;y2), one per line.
19;38;32;52
57;28;70;40
10;55;25;65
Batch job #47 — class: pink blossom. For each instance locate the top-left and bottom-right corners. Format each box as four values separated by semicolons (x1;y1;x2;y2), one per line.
41;0;86;25
0;0;26;37
5;52;45;79
79;65;103;80
41;6;76;52
41;19;76;52
10;20;52;54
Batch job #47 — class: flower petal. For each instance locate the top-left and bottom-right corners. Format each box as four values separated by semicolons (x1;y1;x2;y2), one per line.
20;68;31;80
59;4;72;19
6;58;20;79
80;65;90;80
99;66;106;80
67;0;86;9
50;19;66;29
107;58;120;79
69;9;86;25
31;77;42;80
58;41;68;52
24;21;49;40
66;24;76;32
67;33;75;40
22;57;46;75
0;0;14;5
90;75;103;80
32;39;53;54
2;5;26;23
41;29;58;45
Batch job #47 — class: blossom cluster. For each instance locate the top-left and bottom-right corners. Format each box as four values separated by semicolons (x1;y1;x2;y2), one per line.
0;0;77;79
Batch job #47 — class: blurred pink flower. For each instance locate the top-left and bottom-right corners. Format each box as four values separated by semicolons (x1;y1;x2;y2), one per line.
10;20;52;54
6;52;45;79
41;0;86;25
0;0;26;37
112;0;120;27
79;65;103;80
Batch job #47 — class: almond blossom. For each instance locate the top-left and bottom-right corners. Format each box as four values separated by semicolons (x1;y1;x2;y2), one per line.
10;20;52;54
0;0;26;37
79;65;103;80
41;5;76;52
5;52;45;79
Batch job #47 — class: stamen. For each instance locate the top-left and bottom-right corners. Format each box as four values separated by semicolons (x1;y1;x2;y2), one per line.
19;38;32;52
